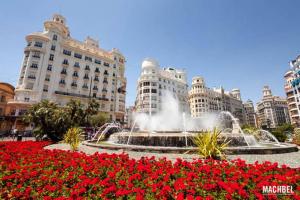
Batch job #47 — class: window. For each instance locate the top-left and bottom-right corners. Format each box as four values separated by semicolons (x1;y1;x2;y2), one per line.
47;65;52;71
74;53;82;59
71;82;77;87
85;65;90;71
63;49;71;56
51;45;56;51
45;75;50;82
24;97;30;102
74;62;80;68
95;59;101;64
103;62;110;67
32;52;40;58
49;54;54;61
73;71;78;77
27;41;32;47
93;93;97;98
34;41;43;48
43;85;48;92
83;74;89;80
61;69;67;74
30;63;38;69
62;59;69;65
82;83;88;89
95;68;100;73
85;56;92;62
59;79;66;84
53;34;57;41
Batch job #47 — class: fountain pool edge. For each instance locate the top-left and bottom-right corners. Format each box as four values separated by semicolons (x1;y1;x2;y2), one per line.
82;141;299;155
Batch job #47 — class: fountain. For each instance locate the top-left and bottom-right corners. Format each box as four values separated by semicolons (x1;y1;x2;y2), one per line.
85;92;298;154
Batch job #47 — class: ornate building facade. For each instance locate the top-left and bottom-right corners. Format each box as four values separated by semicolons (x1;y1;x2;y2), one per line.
188;76;246;124
11;14;127;123
257;86;290;128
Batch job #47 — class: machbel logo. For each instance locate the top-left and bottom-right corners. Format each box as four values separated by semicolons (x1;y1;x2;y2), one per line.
262;185;294;195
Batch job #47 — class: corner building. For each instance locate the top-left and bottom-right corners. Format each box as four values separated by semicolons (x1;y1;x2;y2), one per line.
135;58;189;114
12;14;126;123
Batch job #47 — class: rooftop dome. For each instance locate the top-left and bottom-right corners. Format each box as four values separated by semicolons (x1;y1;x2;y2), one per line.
141;58;159;69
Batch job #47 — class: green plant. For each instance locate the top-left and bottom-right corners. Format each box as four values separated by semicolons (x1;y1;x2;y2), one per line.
89;112;109;128
193;128;229;160
64;127;83;151
271;123;294;142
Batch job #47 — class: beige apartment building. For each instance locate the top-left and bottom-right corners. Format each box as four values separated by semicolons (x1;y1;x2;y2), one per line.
257;86;290;128
10;14;127;123
188;76;246;124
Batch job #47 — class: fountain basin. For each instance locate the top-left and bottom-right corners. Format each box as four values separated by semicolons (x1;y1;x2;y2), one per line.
109;132;254;147
83;141;298;154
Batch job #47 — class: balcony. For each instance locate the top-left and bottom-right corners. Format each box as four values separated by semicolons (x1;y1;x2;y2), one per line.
103;80;108;84
82;85;88;89
95;68;100;73
85;66;90;71
94;77;99;82
83;75;89;80
93;87;98;91
71;83;77;88
102;89;108;93
30;65;38;69
27;75;36;80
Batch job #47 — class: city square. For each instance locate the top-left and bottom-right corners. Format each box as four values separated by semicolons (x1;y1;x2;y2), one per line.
0;1;300;199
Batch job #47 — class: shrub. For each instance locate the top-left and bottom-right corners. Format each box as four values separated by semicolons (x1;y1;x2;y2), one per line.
193;128;229;160
64;127;83;151
271;130;287;142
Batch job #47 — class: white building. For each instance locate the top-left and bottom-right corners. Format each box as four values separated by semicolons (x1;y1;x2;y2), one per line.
188;76;246;124
11;14;127;123
284;56;300;126
135;58;189;114
257;86;290;128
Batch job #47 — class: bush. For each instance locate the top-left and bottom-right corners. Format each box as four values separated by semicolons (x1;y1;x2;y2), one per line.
271;123;294;142
271;130;287;142
89;112;109;128
64;127;83;151
193;128;229;160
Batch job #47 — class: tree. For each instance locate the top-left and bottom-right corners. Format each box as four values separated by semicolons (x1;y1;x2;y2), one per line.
271;123;294;142
89;112;109;128
23;100;68;142
85;99;100;126
65;99;85;126
23;99;101;142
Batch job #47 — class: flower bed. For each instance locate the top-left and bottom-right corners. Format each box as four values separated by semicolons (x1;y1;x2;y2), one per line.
0;141;299;199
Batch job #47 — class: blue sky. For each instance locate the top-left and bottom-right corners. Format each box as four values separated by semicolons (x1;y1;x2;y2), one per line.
1;0;300;106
